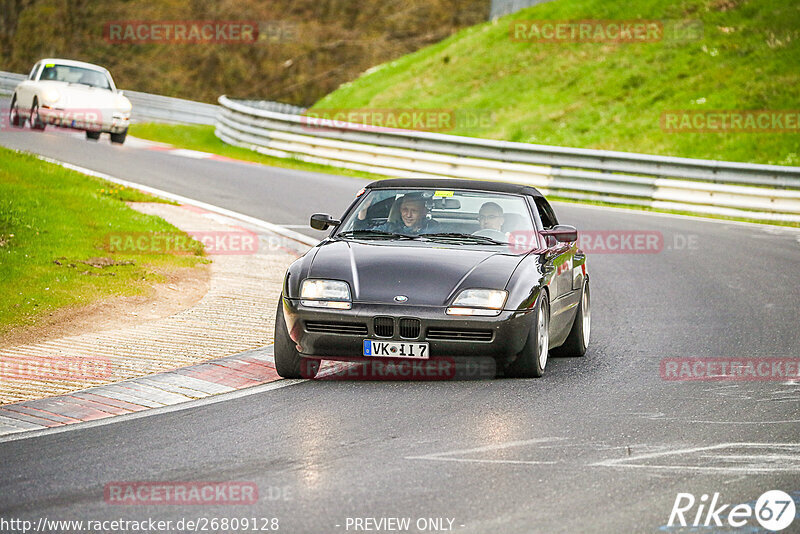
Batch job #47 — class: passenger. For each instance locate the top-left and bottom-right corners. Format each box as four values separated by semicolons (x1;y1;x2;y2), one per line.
478;202;505;231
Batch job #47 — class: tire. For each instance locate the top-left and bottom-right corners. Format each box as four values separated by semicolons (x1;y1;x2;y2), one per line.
274;300;319;379
552;280;590;357
9;95;24;127
507;291;550;378
30;99;45;131
109;129;127;144
85;130;101;141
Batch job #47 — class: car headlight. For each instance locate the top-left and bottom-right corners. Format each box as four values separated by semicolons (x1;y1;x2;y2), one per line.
116;97;132;113
42;88;60;104
446;289;508;316
301;279;352;309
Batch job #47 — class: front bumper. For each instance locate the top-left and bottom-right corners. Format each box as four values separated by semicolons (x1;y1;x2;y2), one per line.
282;298;535;365
40;108;129;133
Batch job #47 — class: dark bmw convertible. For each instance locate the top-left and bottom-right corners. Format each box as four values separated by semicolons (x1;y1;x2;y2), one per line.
275;179;590;379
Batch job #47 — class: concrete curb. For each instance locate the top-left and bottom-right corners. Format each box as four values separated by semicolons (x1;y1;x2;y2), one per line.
0;345;278;437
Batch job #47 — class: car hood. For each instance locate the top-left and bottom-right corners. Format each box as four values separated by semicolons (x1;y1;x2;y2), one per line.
38;81;128;110
306;239;525;306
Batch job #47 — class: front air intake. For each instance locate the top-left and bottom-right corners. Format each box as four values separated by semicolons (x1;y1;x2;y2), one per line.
305;321;368;336
426;328;493;342
374;317;394;337
399;318;421;339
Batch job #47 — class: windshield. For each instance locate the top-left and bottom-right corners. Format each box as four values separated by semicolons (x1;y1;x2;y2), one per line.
38;64;113;90
337;188;535;243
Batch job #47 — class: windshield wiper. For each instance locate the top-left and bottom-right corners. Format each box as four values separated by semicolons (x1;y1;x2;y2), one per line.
424;232;507;245
336;230;426;241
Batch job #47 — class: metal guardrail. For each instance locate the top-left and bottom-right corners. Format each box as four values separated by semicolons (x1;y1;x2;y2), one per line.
490;0;555;19
0;70;216;125
124;90;217;125
216;96;800;222
0;72;25;96
234;99;307;116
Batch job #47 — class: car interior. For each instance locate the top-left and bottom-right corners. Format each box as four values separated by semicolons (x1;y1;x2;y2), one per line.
39;65;111;90
358;192;532;236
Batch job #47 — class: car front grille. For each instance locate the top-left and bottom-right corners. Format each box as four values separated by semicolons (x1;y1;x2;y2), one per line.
399;318;421;339
426;328;493;342
305;321;368;336
373;317;394;337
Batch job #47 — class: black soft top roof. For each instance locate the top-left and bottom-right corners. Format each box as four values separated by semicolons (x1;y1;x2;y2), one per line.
366;179;544;198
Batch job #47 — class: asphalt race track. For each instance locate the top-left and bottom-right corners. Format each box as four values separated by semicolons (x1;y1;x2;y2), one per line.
1;123;799;533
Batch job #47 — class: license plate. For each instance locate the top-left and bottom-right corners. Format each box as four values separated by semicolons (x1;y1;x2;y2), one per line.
363;340;429;359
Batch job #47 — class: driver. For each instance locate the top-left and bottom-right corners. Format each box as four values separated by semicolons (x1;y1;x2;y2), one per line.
478;202;505;231
356;192;440;235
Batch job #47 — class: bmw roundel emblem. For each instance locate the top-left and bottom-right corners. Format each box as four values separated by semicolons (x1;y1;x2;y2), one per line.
394;295;408;302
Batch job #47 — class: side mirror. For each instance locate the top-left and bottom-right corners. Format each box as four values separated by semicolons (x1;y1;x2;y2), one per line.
310;213;341;231
540;224;577;243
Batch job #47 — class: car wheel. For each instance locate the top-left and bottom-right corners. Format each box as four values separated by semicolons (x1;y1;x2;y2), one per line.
30;99;45;131
86;130;101;141
109;129;127;144
508;290;549;378
552;280;590;357
274;300;319;379
9;96;24;127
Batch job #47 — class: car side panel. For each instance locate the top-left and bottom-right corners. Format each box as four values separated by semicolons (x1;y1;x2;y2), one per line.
549;242;576;345
15;81;34;111
15;62;39;110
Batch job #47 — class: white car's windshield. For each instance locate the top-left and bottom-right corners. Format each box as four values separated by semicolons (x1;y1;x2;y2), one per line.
337;188;535;243
39;64;113;90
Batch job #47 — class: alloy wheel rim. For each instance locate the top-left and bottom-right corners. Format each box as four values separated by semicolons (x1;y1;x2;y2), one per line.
538;303;549;369
582;285;591;348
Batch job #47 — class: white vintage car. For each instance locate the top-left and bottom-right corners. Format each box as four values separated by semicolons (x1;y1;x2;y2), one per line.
9;58;132;144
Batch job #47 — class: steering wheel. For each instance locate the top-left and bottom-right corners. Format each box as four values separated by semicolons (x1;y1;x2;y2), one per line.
472;228;508;241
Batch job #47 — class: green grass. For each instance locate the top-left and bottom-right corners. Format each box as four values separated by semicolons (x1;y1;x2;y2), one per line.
313;0;800;166
0;147;208;337
129;123;392;182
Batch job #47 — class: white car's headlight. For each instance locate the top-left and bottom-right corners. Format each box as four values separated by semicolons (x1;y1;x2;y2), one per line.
116;96;132;113
42;88;61;104
447;289;508;316
301;279;352;309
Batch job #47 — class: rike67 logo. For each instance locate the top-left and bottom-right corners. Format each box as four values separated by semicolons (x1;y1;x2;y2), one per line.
668;490;796;531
